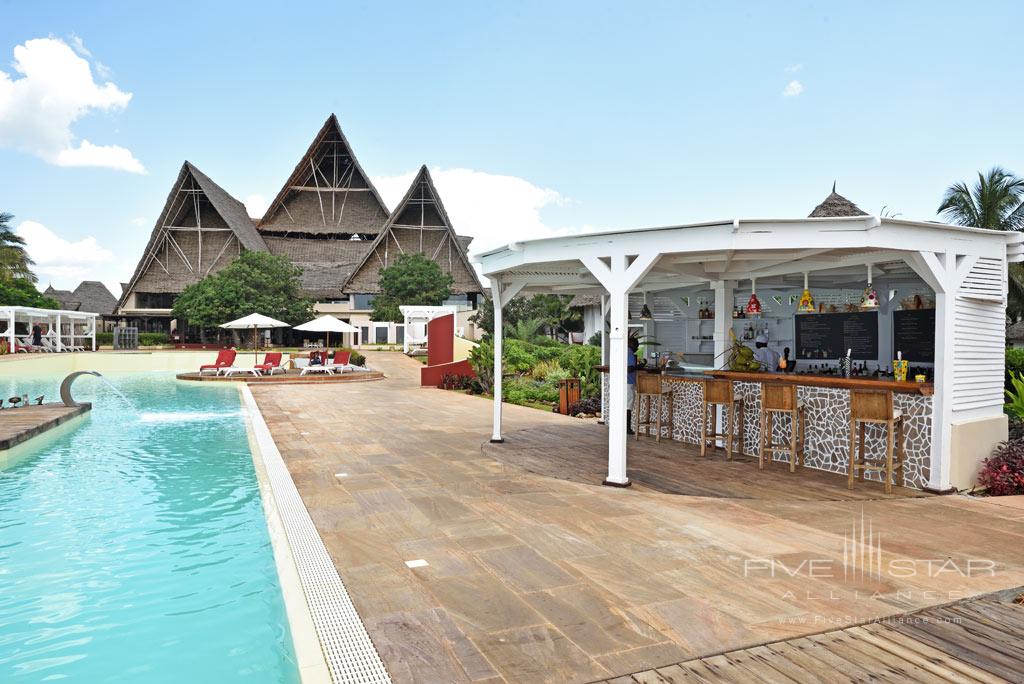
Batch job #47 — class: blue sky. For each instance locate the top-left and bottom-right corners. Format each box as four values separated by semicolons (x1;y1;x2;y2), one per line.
2;1;1022;293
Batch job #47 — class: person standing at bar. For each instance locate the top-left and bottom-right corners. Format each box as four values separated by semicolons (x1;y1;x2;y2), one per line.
752;334;780;372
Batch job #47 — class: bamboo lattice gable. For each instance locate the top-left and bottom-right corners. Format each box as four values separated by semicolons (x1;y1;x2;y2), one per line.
257;114;389;236
118;162;266;307
341;165;484;295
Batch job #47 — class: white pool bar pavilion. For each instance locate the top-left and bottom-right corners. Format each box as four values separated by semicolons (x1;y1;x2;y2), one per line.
1;306;98;353
475;216;1024;493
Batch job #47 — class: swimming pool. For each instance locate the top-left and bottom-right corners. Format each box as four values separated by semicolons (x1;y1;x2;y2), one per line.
0;371;300;682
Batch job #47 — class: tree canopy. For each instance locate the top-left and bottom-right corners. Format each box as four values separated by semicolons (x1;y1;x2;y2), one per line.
370;253;453;323
471;293;582;341
0;212;36;283
172;251;313;329
0;277;59;308
938;167;1024;231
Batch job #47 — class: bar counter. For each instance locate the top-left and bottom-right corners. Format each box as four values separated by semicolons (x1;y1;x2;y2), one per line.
598;366;933;488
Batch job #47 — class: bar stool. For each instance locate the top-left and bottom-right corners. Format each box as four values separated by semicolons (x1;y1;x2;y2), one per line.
848;390;905;495
700;379;745;459
758;382;805;472
635;373;674;442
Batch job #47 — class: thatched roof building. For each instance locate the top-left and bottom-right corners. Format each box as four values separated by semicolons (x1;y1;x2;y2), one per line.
46;281;118;315
117;115;482;321
808;182;868;218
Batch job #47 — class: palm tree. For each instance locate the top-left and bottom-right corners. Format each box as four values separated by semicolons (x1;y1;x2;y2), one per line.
0;212;36;283
937;167;1024;230
938;168;1024;319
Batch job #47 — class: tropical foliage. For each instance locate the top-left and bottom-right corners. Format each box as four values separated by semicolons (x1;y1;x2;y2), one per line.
0;277;59;308
172;252;313;336
370;253;453;323
0;212;35;283
471;293;583;341
468;337;601;407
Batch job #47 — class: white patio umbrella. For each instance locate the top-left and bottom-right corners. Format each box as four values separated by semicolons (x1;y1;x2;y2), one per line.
293;314;359;349
220;313;290;364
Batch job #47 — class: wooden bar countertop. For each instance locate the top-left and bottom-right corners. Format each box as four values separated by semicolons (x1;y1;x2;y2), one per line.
594;366;933;395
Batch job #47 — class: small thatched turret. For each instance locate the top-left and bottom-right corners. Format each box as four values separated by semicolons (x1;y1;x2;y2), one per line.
808;182;868;217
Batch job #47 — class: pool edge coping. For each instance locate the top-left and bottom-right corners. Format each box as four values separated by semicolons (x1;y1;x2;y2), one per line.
238;383;391;684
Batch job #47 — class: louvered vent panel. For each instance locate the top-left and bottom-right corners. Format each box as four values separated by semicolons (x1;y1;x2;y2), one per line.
959;257;1004;302
952;296;1005;411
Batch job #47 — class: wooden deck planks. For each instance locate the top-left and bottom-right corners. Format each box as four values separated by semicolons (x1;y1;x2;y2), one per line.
0;403;89;451
597;594;1024;684
484;422;926;501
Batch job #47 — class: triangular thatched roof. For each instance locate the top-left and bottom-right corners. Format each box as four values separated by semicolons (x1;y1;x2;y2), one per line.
341;165;483;294
258;114;389;235
70;281;118;315
118;162;267;307
808;182;868;218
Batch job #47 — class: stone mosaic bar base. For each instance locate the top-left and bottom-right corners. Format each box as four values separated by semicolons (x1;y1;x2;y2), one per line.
601;374;932;489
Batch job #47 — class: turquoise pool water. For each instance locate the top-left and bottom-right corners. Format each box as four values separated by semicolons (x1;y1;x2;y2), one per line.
0;372;300;683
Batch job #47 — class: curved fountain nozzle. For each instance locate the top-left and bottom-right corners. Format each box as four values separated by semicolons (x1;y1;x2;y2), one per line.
60;371;102;407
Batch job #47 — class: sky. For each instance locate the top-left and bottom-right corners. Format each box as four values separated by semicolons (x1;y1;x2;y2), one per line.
1;1;1022;296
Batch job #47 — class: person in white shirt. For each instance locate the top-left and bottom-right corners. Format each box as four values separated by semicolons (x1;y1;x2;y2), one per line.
752;334;780;372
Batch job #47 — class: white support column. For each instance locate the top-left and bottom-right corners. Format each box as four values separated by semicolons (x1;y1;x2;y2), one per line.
489;278;527;443
90;317;96;351
904;251;956;492
403;312;410;354
581;252;661;486
55;312;63;351
6;309;14;353
599;294;609;424
712;280;734;366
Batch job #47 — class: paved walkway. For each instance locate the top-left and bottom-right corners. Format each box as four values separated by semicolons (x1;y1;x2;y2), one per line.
251;352;1024;684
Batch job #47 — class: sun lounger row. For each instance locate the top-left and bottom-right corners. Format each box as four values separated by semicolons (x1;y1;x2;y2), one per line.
13;335;85;353
197;349;365;376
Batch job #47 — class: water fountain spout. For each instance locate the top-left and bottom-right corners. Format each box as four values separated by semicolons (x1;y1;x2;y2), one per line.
60;371;102;407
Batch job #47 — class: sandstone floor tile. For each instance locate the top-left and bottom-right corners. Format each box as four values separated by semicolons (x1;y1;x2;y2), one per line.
423;573;545;635
476;545;577;593
471;624;610;684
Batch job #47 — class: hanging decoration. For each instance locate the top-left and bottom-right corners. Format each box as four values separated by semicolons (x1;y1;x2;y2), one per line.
859;264;880;309
798;272;816;313
639;303;653;320
745;278;762;315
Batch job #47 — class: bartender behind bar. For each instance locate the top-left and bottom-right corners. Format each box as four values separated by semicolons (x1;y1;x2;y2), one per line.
752;334;780;372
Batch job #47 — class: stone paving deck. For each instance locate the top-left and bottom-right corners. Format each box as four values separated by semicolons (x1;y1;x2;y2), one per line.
251;352;1024;684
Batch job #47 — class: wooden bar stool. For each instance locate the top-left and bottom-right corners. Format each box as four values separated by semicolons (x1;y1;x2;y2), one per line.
848;390;905;494
635;373;674;442
758;382;805;472
700;379;745;459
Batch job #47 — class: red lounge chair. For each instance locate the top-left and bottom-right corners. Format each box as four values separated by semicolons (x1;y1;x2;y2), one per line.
199;349;237;375
332;350;352;366
255;352;284;375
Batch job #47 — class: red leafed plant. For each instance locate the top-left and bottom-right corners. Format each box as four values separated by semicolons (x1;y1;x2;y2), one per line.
978;440;1024;496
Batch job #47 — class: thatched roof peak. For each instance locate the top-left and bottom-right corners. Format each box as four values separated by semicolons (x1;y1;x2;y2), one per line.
808;182;868;218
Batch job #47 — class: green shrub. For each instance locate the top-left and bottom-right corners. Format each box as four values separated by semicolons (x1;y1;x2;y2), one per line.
139;333;169;346
531;359;562;381
96;332;113;346
503;339;538;373
1006;371;1024;419
558;344;602;397
1008;348;1024;391
504;377;559;405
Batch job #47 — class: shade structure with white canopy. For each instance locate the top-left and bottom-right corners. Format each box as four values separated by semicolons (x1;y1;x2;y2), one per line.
474;215;1024;493
219;313;290;364
293;314;360;349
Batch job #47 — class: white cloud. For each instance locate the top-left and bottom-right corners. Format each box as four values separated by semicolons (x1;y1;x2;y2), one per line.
243;193;268;218
372;167;581;255
55;139;145;173
0;37;145;173
784;63;802;73
782;80;804;97
15;220;125;293
130;216;147;227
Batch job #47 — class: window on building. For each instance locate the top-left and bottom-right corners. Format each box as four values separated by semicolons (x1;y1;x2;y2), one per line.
136;292;176;309
360;326;369;345
351;294;375;310
395;325;404;344
375;326;388;344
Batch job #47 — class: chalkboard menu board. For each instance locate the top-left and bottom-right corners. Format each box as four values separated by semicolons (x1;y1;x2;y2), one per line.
795;311;879;360
893;309;935;363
